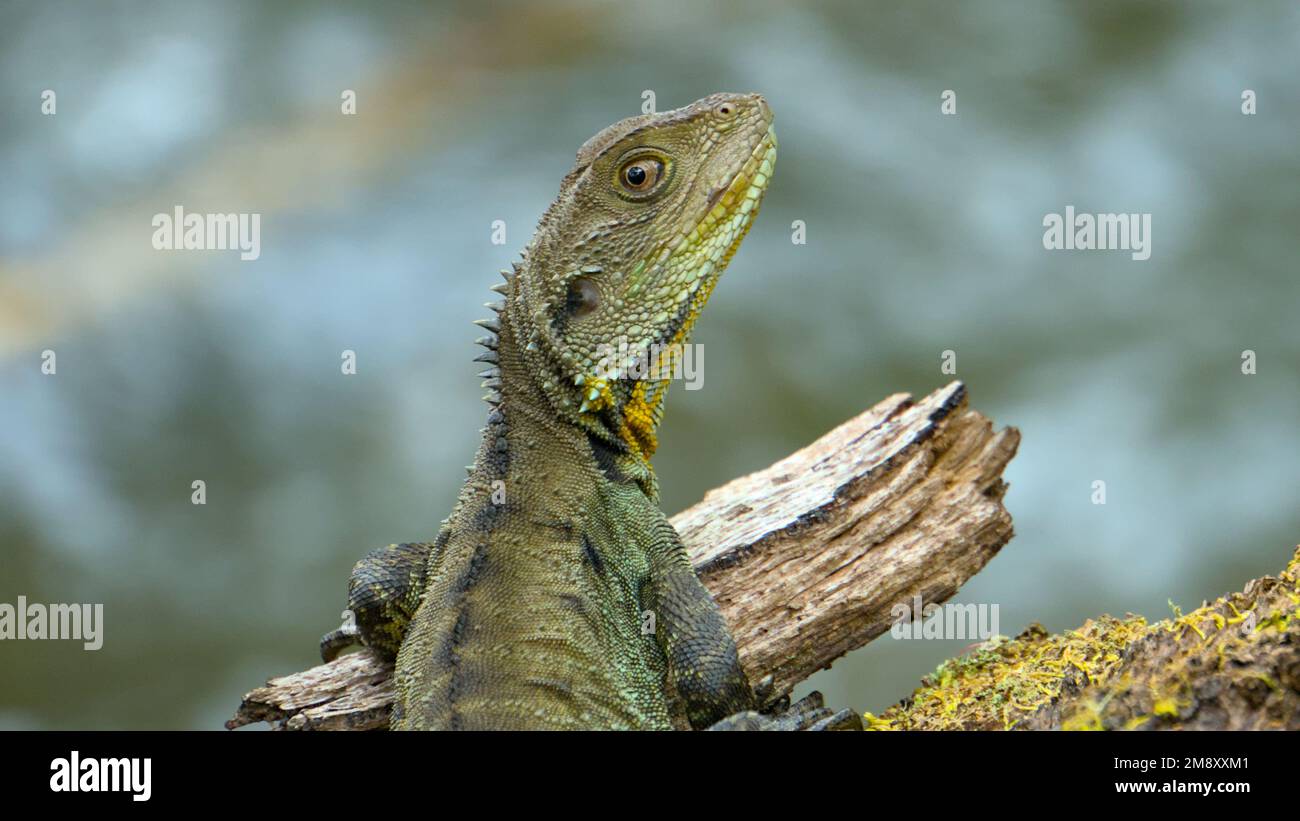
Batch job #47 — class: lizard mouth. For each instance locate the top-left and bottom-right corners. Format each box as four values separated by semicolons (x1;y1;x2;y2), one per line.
705;181;729;212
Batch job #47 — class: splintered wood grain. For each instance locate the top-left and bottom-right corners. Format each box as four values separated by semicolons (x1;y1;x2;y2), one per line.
674;380;1019;695
229;381;1019;730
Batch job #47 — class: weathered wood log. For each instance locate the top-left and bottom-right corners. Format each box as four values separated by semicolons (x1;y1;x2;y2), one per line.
228;380;1020;729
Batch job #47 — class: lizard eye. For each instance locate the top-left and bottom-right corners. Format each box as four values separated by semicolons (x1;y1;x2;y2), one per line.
618;157;664;193
565;277;601;318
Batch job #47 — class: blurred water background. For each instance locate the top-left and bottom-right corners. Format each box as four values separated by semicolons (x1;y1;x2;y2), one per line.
1;0;1297;729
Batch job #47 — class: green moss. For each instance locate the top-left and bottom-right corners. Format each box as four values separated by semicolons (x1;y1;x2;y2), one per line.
870;547;1300;731
874;615;1145;730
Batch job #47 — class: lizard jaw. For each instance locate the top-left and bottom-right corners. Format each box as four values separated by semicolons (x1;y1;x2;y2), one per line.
609;125;777;458
575;123;777;420
657;123;777;351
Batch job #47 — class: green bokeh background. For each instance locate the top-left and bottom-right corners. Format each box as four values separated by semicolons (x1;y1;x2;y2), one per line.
1;0;1296;728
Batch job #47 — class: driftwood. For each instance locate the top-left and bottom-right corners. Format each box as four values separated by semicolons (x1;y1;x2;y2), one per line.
229;380;1020;730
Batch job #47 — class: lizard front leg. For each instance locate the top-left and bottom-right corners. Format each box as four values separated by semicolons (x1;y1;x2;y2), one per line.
642;520;757;729
320;541;432;662
642;520;864;731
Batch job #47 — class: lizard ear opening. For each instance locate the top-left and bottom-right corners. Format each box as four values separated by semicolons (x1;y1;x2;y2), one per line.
565;277;601;319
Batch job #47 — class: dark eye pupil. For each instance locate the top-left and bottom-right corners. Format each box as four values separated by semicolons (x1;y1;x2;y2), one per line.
625;165;647;186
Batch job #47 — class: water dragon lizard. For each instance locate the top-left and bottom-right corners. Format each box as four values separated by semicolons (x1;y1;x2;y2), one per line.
320;93;854;730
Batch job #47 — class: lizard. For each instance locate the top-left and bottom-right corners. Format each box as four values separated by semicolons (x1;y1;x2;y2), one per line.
319;93;853;730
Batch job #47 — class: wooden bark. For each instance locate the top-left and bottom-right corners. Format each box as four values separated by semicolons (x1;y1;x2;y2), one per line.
228;380;1020;730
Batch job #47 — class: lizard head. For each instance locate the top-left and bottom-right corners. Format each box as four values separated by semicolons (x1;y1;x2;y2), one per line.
506;92;776;465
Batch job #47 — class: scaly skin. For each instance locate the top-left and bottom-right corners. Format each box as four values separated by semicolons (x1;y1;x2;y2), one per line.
322;94;779;729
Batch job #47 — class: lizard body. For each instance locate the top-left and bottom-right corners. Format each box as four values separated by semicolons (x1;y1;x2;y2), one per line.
322;94;781;729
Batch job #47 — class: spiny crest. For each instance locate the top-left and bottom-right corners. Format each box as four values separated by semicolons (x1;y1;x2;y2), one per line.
471;260;525;408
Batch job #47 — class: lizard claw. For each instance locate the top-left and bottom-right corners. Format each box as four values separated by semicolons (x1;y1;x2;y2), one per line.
706;691;863;731
806;708;865;731
320;620;361;663
752;673;792;714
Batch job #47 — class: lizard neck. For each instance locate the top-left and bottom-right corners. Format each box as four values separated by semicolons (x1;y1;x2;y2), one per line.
481;279;659;503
